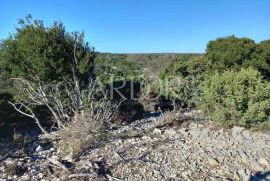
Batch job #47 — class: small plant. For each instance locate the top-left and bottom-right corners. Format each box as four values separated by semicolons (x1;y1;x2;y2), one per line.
201;68;270;128
58;94;117;158
58;113;104;157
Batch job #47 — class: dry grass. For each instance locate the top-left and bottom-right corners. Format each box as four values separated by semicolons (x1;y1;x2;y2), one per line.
58;112;104;158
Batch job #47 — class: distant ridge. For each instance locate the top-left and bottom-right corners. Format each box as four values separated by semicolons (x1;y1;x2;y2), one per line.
97;52;205;56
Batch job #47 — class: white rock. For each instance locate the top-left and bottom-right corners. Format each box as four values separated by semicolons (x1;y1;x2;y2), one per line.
37;173;43;178
51;155;59;160
242;130;252;140
4;158;14;165
36;145;42;152
237;169;251;181
163;129;177;138
208;157;219;167
189;123;198;129
231;126;245;138
141;136;152;141
258;158;269;166
153;128;162;135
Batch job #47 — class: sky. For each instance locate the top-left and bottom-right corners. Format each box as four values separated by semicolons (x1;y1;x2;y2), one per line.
0;0;269;53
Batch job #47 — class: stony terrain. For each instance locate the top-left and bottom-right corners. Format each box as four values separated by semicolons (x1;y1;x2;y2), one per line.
1;113;270;181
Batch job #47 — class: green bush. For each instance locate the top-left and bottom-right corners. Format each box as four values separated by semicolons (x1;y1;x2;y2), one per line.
205;36;270;79
0;15;95;83
201;68;270;128
94;59;145;123
248;40;270;79
205;36;256;70
160;55;206;79
0;15;95;135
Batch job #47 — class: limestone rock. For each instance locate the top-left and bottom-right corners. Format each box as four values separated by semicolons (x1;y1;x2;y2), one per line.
208;157;219;167
231;126;245;138
258;158;269;166
237;169;251;181
153;128;162;135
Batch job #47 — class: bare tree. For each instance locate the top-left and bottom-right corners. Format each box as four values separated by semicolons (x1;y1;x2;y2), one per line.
9;40;120;134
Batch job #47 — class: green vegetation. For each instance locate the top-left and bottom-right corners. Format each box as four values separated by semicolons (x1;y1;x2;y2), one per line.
0;15;95;135
156;36;270;128
1;15;270;143
94;58;142;84
160;55;206;78
205;36;270;79
145;55;204;110
0;15;95;83
201;68;270;128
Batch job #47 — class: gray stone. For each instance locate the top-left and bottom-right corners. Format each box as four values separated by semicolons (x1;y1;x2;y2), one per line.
35;145;42;152
208;157;219;167
258;158;269;166
231;126;245;138
153;128;162;135
37;173;44;178
242;130;252;140
163;129;177;138
237;169;251;181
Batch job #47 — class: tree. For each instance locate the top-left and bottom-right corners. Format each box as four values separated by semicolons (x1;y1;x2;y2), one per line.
205;36;270;79
205;36;256;71
0;15;96;132
0;14;95;83
248;40;270;79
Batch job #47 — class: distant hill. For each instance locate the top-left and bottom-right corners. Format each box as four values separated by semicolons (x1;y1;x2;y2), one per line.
95;52;203;76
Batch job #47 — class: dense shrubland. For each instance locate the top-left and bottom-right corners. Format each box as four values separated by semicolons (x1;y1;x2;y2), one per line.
201;36;270;128
0;15;270;159
150;36;270;128
205;36;270;78
201;68;270;129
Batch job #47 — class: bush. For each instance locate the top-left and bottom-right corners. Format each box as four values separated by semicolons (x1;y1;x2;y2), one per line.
58;111;106;157
201;68;270;128
160;55;206;79
205;36;270;79
95;58;145;123
0;15;95;83
205;36;256;71
248;40;270;79
0;15;95;136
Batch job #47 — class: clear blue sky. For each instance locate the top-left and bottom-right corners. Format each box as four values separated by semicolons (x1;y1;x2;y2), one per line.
0;0;269;53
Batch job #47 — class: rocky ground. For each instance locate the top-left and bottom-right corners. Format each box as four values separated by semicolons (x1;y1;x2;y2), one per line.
1;112;270;181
